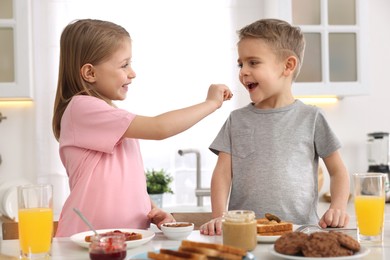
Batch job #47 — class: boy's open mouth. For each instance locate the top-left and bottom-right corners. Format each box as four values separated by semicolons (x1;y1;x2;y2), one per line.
247;82;258;90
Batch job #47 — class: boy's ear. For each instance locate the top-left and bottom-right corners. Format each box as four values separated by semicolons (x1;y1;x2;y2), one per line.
80;63;96;83
283;56;297;77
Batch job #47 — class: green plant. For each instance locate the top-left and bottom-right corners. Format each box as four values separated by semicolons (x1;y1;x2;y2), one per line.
145;169;173;194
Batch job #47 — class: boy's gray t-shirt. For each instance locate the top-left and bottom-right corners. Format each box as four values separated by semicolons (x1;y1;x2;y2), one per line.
209;100;341;225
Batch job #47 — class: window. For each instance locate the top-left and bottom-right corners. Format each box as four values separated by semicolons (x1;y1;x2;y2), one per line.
291;0;368;97
0;0;33;100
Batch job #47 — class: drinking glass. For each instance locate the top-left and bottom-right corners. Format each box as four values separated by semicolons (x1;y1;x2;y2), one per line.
353;173;386;244
18;184;53;259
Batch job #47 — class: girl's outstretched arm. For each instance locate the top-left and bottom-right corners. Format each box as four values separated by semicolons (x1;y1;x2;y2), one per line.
123;84;232;140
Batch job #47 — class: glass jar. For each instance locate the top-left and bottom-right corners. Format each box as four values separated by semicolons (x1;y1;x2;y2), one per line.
89;233;127;260
222;210;257;251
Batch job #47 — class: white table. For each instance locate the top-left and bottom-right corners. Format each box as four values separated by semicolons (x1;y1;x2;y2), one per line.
2;202;390;259
1;228;390;260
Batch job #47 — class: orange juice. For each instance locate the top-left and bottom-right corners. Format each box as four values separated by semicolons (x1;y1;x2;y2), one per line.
18;207;53;254
354;195;385;236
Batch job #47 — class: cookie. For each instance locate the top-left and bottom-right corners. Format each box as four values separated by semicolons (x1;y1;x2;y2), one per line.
274;232;309;255
302;232;353;257
330;231;361;252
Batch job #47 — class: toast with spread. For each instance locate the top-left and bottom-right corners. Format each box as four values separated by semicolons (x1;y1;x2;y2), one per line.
257;213;293;236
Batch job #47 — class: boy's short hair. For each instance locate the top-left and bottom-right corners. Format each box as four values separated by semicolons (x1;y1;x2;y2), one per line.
238;19;305;80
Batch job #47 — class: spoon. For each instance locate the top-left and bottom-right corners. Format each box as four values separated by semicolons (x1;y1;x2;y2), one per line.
295;224;357;233
73;208;99;237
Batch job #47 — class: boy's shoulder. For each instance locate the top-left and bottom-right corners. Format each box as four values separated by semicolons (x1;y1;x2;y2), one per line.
295;101;322;113
230;101;321;115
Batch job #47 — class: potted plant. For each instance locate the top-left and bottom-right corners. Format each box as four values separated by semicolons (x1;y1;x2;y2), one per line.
145;169;173;208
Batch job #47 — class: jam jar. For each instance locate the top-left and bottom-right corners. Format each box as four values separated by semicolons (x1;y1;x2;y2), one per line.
89;233;127;260
222;210;257;251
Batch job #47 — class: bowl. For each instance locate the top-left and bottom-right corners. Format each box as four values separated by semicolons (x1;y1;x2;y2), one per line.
160;222;194;240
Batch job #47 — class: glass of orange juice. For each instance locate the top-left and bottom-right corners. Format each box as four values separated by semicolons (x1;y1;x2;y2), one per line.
353;173;386;245
18;184;53;259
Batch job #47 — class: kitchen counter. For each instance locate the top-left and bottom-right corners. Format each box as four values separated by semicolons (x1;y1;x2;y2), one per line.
1;201;390;259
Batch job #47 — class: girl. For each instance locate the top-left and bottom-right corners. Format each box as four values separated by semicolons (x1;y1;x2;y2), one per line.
52;19;232;237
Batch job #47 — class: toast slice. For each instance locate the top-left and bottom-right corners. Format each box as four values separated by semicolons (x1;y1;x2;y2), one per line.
147;240;246;260
181;240;247;257
257;230;292;236
179;246;242;260
257;218;293;235
147;249;207;260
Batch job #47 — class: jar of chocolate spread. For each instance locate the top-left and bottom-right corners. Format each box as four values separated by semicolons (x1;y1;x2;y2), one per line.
222;210;257;251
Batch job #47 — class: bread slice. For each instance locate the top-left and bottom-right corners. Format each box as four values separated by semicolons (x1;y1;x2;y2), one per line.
148;251;204;260
147;249;207;260
257;230;292;236
257;218;293;235
179;246;242;260
147;240;246;260
181;240;247;257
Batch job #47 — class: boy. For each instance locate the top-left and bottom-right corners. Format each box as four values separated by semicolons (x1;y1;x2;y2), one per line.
201;19;350;235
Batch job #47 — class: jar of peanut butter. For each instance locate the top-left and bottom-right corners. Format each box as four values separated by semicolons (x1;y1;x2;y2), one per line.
222;210;257;251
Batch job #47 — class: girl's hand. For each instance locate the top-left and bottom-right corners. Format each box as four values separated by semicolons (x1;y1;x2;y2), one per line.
147;208;175;229
199;217;223;236
206;84;233;109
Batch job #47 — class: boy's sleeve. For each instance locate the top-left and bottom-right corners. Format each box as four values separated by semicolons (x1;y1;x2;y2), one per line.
314;110;342;158
209;116;232;155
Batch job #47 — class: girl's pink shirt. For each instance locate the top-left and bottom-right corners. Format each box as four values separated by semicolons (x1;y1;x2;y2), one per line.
55;95;151;237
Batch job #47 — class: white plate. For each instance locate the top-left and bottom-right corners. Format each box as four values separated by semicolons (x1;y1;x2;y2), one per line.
268;245;370;260
257;234;281;243
70;228;155;249
257;225;299;243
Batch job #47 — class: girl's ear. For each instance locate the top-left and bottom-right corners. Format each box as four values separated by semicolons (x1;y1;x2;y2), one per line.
80;64;96;83
283;56;297;77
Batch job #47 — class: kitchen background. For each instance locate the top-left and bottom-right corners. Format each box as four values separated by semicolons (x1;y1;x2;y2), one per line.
0;0;389;219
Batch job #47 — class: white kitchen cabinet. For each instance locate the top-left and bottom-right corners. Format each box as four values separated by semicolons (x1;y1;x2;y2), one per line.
0;0;33;100
291;0;368;97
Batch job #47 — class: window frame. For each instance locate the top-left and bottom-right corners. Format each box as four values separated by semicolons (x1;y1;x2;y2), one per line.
0;0;33;100
291;0;368;97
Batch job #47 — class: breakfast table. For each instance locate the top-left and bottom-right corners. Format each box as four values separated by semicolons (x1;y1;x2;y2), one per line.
1;202;390;259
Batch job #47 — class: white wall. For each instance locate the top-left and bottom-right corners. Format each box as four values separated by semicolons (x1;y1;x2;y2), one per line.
0;0;389;214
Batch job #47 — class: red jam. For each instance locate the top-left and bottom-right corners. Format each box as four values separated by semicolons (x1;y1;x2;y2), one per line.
89;250;126;260
89;234;126;260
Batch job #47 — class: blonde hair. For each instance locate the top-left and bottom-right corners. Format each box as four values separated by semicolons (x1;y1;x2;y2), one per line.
238;19;305;80
52;19;130;141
